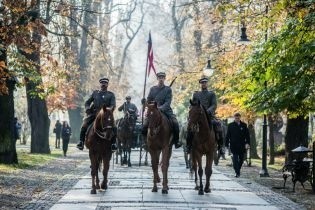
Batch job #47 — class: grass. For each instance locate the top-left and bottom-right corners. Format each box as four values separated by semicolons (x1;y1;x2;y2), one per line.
0;148;63;172
250;156;285;171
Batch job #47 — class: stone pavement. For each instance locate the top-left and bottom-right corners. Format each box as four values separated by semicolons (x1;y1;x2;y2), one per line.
50;149;303;210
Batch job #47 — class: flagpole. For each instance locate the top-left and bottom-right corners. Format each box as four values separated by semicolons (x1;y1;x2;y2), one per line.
139;32;150;167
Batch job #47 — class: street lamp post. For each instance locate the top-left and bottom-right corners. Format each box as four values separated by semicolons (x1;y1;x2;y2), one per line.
259;5;269;177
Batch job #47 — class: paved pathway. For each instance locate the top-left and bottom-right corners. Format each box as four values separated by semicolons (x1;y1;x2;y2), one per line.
50;149;302;210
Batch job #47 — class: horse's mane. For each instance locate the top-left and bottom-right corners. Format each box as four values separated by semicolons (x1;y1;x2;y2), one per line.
201;105;211;126
191;99;211;127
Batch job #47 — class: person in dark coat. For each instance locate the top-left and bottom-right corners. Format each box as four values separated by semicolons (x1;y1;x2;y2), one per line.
225;113;250;177
14;117;22;142
54;120;62;149
118;96;138;124
142;72;182;148
62;121;72;157
76;77;117;151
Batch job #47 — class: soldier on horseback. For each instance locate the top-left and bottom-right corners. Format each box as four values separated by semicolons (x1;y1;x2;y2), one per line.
118;96;138;125
142;72;182;149
186;76;223;153
76;77;117;151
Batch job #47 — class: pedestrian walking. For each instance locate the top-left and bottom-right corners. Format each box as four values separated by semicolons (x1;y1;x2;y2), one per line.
53;120;62;149
62;121;72;157
14;117;22;143
225;113;250;177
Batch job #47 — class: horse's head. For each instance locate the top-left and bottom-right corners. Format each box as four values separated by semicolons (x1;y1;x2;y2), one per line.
94;105;115;140
188;99;204;132
146;101;162;135
122;111;134;130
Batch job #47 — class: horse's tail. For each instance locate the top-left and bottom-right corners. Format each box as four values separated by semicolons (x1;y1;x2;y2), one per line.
97;154;102;172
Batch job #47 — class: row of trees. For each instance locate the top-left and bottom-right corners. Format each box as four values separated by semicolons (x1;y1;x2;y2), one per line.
0;0;313;165
0;0;146;164
150;0;314;162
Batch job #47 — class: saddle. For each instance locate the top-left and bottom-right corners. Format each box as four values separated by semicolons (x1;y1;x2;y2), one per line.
161;111;174;131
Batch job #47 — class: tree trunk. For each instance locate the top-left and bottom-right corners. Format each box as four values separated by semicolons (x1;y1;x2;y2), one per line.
22;9;50;154
171;1;186;72
192;2;202;59
285;115;309;163
68;108;82;142
268;114;275;165
248;119;260;159
64;0;82;143
0;46;18;164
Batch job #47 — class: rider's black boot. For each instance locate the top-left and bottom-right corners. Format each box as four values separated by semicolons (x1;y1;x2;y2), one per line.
77;127;87;150
172;118;182;149
186;131;194;153
111;127;118;151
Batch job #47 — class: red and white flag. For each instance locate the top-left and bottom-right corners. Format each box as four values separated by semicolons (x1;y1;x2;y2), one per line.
147;32;156;77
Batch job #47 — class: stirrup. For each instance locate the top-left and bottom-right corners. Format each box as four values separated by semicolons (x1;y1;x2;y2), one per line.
76;142;84;150
111;144;117;151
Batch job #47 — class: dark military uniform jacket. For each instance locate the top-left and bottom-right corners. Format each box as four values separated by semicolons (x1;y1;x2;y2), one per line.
85;90;116;114
118;102;138;117
192;89;217;116
147;85;174;117
225;121;250;154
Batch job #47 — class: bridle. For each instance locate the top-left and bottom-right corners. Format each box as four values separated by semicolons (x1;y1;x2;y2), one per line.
188;105;204;133
93;111;113;140
147;107;162;137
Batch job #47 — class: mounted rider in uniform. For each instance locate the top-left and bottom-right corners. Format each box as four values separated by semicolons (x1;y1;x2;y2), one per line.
118;96;138;125
142;72;182;149
186;76;223;153
76;77;117;151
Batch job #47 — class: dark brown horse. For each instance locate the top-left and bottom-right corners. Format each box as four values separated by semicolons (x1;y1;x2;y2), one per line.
146;102;172;194
188;99;216;195
117;112;135;167
85;105;115;194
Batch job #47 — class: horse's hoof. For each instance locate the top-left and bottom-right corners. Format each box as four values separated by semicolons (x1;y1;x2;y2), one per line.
162;189;168;194
96;184;100;189
128;163;132;167
204;188;211;193
195;186;199;190
198;190;204;195
90;189;97;194
101;183;108;190
152;187;158;192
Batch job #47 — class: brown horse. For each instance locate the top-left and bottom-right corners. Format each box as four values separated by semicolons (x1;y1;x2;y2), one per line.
188;99;216;195
146;102;172;194
117;112;135;167
85;105;115;194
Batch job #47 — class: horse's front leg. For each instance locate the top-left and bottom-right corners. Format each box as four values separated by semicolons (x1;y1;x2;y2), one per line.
150;150;159;192
95;158;100;189
192;153;199;190
128;145;132;167
89;153;97;194
161;146;172;194
101;154;110;190
204;154;213;193
198;157;204;195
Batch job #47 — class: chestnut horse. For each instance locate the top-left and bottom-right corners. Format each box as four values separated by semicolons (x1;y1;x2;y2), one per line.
117;112;135;167
146;102;172;194
188;99;216;195
85;105;115;194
